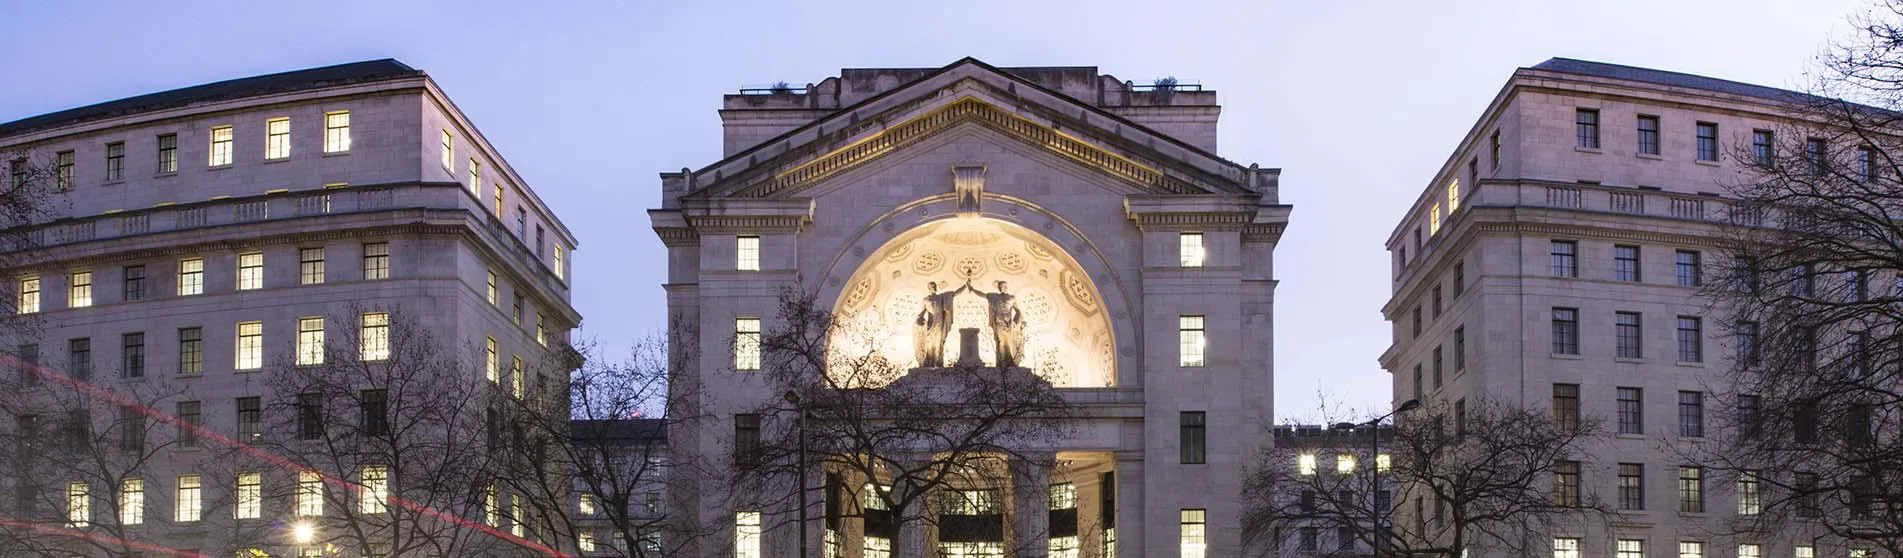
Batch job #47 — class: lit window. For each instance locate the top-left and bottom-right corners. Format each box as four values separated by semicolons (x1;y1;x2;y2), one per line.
209;126;234;166
734;318;761;371
1680;541;1705;558
178;327;203;376
1554;538;1581;558
1180;509;1206;558
1376;453;1391;472
1616;540;1643;558
118;478;143;525
235;322;263;370
1050;483;1077;510
175;475;201;522
360;312;390;361
492;183;504;218
238;396;261;442
1050;536;1079;558
1297;453;1317;476
1429;204;1441;235
300;248;325;285
440;130;454;170
579;493;597;516
178;259;204;295
157;133;178;173
1178;315;1206;367
1180;232;1206;267
484;482;499;526
554;245;566;280
865;537;892;558
296;317;324;366
511;356;524;399
1797;547;1814;558
1337;454;1357;474
359;465;388;514
735;510;762;558
18;276;39;314
1852;550;1871;558
237;252;263;290
68;271;91;308
235;472;261;519
265;118;291;160
469;158;481;194
737;236;761;271
55;150;72;190
362;242;389;280
485;337;499;384
297;470;323;517
537;313;548;347
486;270;498;306
324;111;351;153
66;481;88;527
1738;544;1760;558
1738;471;1761;515
580;531;597;553
1447;179;1461;212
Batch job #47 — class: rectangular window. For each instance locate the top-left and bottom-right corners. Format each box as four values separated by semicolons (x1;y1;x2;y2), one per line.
120;332;144;378
553;245;565;280
485;337;499;384
484;482;499;526
237;252;263;290
492;182;504;217
734;318;761;371
324;111;351;153
516;206;528;238
235;472;261;519
1551;307;1579;355
1737;471;1761;515
1180;509;1207;558
440;129;454;170
1553;460;1580;506
299;248;325;285
68;271;91;308
175;475;201;522
235;321;262;370
1451;176;1464;212
1676;316;1703;362
118;406;144;452
209;125;234;166
360;312;389;361
735;510;763;558
1456;398;1467;440
177;327;202;376
1489;129;1502;169
1555;538;1582;558
296;393;323;441
105;142;123;181
1179;315;1206;367
1678;391;1704;438
1637;115;1660;155
68;338;91;381
1681;542;1706;558
67;482;88;527
1550;240;1577;277
16;276;36;314
537;313;548;346
297;470;323;517
485;270;498;306
236;396;261;443
122;265;144;301
469;158;481;193
1614;245;1640;281
1618;387;1643;435
1430;204;1442;234
1618;463;1645;510
1179;232;1205;267
1678;466;1704;513
359;465;388;514
362;242;389;280
178;258;204;296
1412;307;1422;339
176;401;200;447
1576;109;1600;149
1180;411;1206;464
1737;545;1760;558
1859;146;1878;182
157;133;177;173
55;150;72;190
1413;363;1424;399
1796;546;1815;558
1806;137;1828;173
118;478;143;525
1453;326;1466;370
1615;311;1642;359
1736;394;1762;440
1675;250;1701;287
1752;129;1775;165
1553;383;1580;430
361;389;388;436
734;413;761;467
1696;122;1719;162
510;356;524;399
1432;346;1443;387
265;118;291;160
1736;321;1759;367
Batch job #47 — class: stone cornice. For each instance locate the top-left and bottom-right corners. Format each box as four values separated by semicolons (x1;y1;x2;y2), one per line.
682;214;810;233
1127;211;1254;231
1242;223;1288;244
654;227;700;247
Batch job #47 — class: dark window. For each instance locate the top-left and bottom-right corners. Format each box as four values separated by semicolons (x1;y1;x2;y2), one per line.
1615;311;1642;359
1848;330;1870;376
1576;109;1600;149
236;397;260;443
120;332;144;378
1791;264;1814;296
1676;316;1702;363
1554;460;1580;506
1617;387;1643;435
105;142;124;181
1795;472;1819;517
1337;525;1354;551
1846;403;1874;446
67;338;91;381
177;327;202;376
1794;400;1820;444
157;134;178;173
1736;395;1761;440
1411;307;1422;339
1550;240;1577;277
1432;346;1443;388
1678;391;1704;438
1431;286;1442;317
7;159;22;189
1678;466;1704;513
1696;122;1719;162
1455;398;1467;441
1553;384;1580;431
64;410;89;450
1752;130;1775;165
1675;251;1701;286
1551;308;1579;355
118;406;143;453
1613;245;1640;281
1637;116;1660;155
1412;364;1423;400
1805;138;1828;174
1300;490;1316;511
1452;261;1465;297
54;151;73;190
297;393;324;440
1453;326;1466;371
1181;412;1207;464
1859;146;1878;183
1299;527;1318;551
121;265;144;301
1489;130;1501;169
13;344;35;387
1467;157;1479;190
1736;321;1759;367
176;401;199;447
361;389;388;437
734;414;761;467
1618;463;1645;510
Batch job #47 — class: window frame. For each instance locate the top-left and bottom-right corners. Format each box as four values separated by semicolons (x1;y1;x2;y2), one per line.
209;125;234;167
265;117;292;160
324;111;352;153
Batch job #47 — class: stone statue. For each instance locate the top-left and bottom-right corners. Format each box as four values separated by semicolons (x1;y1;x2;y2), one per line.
977;280;1027;368
914;281;961;367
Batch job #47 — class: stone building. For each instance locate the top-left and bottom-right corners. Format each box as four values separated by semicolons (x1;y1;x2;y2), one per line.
0;60;579;556
650;58;1287;558
1263;424;1396;558
1381;58;1842;558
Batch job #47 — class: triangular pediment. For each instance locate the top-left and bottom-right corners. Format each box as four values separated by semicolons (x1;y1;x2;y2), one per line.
679;59;1261;201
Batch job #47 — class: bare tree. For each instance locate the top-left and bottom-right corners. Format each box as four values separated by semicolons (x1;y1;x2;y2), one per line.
1245;399;1609;558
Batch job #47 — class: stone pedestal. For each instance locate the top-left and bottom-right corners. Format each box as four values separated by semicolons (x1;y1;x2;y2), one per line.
954;327;984;368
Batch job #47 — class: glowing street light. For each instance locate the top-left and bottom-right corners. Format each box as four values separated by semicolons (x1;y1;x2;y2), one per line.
291;521;316;544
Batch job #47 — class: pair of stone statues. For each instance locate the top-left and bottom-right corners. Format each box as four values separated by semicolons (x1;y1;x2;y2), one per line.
914;280;1026;368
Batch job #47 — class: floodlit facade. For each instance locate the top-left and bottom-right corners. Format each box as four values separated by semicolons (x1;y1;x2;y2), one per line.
651;59;1288;558
0;60;578;556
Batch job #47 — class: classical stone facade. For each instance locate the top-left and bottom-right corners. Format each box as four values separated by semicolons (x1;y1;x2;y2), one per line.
651;59;1287;558
1382;59;1831;557
0;60;579;556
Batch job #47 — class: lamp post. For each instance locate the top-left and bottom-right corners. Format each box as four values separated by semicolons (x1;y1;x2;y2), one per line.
784;390;809;558
1332;398;1420;558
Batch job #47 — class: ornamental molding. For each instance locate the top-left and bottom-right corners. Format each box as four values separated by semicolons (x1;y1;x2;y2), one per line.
1242;223;1289;244
1126;211;1254;230
655;227;700;247
1471;221;1728;248
682;214;810;233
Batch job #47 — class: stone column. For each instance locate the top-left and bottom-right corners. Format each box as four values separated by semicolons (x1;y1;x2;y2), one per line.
1112;454;1143;558
1011;455;1053;558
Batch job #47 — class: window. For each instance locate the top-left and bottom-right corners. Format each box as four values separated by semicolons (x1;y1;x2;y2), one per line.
1614;245;1640;281
68;271;92;308
237;252;263;290
1618;463;1645;510
513;296;523;327
1555;538;1582;558
122;265;144;301
16;276;36;314
484;482;499;526
296;393;323;440
177;327;202;376
175;475;201;522
537;225;546;257
1550;240;1577;277
300;248;325;285
55;150;72;190
1736;395;1762;440
734;413;762;467
735;510;763;558
469;158;481;193
117;405;144;453
1859;145;1878;182
359;465;388;514
482;337;499;384
492;182;504;217
105;142;123;181
440;129;454;170
1679;466;1704;512
511;356;524;399
67;482;88;527
1678;391;1704;438
118;478;143;525
1551;307;1579;355
1553;384;1580;430
553;245;565;280
1490;129;1502;169
1675;250;1701;287
1796;546;1815;558
1180;509;1206;558
265;118;291;160
68;338;90;381
209;126;234;166
1805;137;1828;173
1432;345;1443;387
178;259;203;296
1180;411;1206;464
235;472;261;519
1680;542;1705;558
1795;400;1820;444
1676;316;1702;362
1737;471;1761;515
157;133;177;173
516;207;528;238
176;401;200;447
1637;115;1660;155
1179;315;1206;367
1453;326;1466;370
1736;321;1759;367
362;242;389;280
121;332;144;378
1411;307;1422;338
1178;232;1205;267
1696;122;1719;162
1429;205;1442;235
1413;364;1423;399
1576;109;1600;149
537;313;548;346
1298;527;1318;551
1448;179;1462;212
297;470;323;517
324;111;351;153
1553;460;1580;506
1618;387;1643;435
733;318;761;371
360;312;389;361
1752;130;1775;165
235;322;262;370
485;270;498;306
361;389;388;436
237;396;261;443
1298;453;1317;476
1616;311;1642;359
1456;398;1468;440
1432;286;1442;316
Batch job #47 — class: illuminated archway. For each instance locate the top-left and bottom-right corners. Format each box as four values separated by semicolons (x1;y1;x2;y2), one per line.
830;217;1117;387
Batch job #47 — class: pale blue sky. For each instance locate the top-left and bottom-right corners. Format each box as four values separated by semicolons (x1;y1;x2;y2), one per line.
0;0;1866;422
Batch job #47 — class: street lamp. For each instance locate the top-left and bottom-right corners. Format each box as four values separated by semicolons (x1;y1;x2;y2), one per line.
784;390;809;558
1332;398;1420;558
290;520;316;544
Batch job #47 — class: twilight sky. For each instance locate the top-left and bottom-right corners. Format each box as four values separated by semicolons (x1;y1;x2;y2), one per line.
0;0;1868;422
